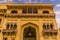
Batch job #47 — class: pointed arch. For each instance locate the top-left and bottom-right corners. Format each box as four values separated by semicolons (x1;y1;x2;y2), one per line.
21;22;38;29
21;22;39;40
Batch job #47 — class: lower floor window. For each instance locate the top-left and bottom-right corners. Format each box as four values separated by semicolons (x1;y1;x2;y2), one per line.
3;38;7;40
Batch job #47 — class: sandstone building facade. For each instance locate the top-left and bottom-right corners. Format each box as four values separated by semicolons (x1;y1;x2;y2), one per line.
0;3;59;40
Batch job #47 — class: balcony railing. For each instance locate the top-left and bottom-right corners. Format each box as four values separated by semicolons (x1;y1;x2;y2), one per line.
2;29;17;32
0;13;55;18
4;13;55;18
2;29;17;36
42;29;58;36
42;29;58;33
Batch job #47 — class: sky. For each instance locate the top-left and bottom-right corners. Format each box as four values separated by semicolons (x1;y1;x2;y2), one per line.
0;0;60;27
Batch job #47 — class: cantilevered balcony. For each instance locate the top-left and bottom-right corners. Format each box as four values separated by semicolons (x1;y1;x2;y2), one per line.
2;29;17;36
42;29;58;33
4;13;55;18
42;29;58;36
2;29;17;32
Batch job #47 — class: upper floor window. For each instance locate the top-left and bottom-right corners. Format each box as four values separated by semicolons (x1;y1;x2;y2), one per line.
43;10;49;14
33;8;38;13
11;10;18;13
47;24;49;29
43;23;53;30
22;8;27;13
6;23;10;29
43;23;50;29
28;7;32;13
14;23;17;29
50;23;53;29
22;7;38;14
43;23;46;29
6;23;17;29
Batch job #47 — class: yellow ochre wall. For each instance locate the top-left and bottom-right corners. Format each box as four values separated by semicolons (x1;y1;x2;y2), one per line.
0;3;59;40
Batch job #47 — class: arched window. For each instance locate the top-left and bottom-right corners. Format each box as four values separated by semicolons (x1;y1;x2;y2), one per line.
6;23;10;29
22;8;27;13
50;23;53;29
24;27;36;37
43;10;49;14
11;10;18;13
47;24;49;29
43;24;46;29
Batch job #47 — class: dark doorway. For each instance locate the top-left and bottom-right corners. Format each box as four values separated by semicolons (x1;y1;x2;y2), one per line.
23;26;36;40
